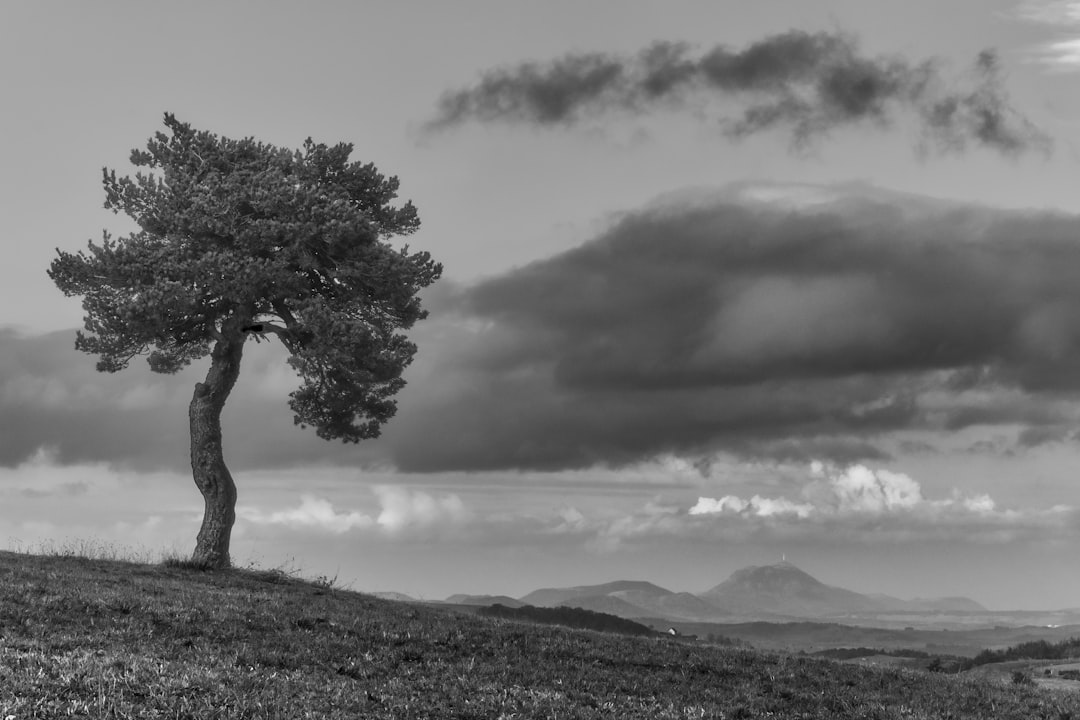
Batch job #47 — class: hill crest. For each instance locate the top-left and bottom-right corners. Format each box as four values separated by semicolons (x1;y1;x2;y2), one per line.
509;562;986;622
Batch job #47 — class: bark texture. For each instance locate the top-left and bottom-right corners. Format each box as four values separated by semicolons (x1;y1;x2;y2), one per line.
189;331;246;567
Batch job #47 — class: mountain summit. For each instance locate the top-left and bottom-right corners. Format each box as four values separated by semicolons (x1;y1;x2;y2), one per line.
702;561;884;617
701;562;987;618
497;562;987;623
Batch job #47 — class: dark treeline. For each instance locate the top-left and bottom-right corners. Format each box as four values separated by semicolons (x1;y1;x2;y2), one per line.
478;604;656;637
966;637;1080;668
813;647;933;661
813;639;1080;672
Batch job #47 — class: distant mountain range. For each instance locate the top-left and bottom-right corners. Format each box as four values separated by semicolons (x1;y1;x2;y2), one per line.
519;580;721;620
445;594;524;608
370;591;418;603
699;561;985;617
436;561;987;623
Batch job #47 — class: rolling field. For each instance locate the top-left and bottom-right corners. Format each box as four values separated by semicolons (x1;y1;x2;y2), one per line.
2;549;1080;718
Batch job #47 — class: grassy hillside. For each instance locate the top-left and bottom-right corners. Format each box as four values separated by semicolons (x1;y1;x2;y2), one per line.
2;550;1080;719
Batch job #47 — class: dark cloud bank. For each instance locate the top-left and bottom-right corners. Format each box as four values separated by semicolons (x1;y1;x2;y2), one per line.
386;184;1080;471
0;329;346;472
428;30;1049;155
9;186;1080;475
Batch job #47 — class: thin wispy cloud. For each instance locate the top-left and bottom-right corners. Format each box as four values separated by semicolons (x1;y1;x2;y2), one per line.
373;486;469;534
0;447;115;500
239;487;469;537
0;449;199;555
580;463;1077;549
689;463;1004;522
428;30;1051;155
240;495;375;534
1015;0;1080;70
1016;0;1080;23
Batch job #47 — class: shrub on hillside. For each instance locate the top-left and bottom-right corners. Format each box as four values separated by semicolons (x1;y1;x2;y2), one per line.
964;637;1080;670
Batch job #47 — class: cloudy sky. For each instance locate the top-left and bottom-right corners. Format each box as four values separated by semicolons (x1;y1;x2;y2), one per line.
7;0;1080;609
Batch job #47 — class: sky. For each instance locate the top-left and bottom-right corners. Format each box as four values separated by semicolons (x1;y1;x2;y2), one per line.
6;0;1080;610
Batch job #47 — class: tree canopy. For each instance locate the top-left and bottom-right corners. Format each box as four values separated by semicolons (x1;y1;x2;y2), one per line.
49;113;441;566
50;113;441;442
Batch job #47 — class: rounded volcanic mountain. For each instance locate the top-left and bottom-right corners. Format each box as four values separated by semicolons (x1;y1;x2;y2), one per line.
701;562;884;617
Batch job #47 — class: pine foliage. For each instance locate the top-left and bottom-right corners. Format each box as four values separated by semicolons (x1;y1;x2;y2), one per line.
49;113;441;442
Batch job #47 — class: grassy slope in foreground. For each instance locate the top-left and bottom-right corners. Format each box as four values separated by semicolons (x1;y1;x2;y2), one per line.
1;552;1079;719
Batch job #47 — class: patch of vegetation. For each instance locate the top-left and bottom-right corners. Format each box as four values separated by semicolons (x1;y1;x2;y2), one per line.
477;603;657;637
813;647;934;661
3;549;1080;718
160;554;218;572
10;537;159;564
702;632;750;647
967;637;1080;668
1012;670;1036;686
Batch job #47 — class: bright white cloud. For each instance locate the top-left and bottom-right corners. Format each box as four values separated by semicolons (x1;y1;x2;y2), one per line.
695;463;1006;521
683;462;1076;545
374;486;468;532
962;494;997;514
471;457;1079;552
550;506;587;534
695;465;895;518
689;495;813;518
690;496;744;514
827;465;923;513
239;486;469;536
250;495;374;534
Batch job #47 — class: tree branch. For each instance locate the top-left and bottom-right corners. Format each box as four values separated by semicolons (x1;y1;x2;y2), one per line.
241;321;289;336
271;300;300;329
241;320;295;347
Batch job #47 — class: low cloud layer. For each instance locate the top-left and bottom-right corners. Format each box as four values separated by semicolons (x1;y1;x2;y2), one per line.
689;463;1001;522
238;487;468;537
11;183;1080;476
385;182;1080;472
1017;1;1080;70
508;465;1080;557
0;328;378;472
576;462;1077;549
428;30;1050;155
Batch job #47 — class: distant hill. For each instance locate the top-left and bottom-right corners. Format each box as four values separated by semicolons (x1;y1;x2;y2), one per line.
520;580;672;608
518;580;705;621
478;603;656;637
701;561;885;617
545;593;651;619
700;562;987;618
444;594;525;608
368;591;416;602
922;597;987;613
511;563;986;623
610;589;722;620
2;550;1076;718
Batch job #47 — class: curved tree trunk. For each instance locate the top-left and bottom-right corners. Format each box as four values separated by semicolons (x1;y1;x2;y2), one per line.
190;331;246;568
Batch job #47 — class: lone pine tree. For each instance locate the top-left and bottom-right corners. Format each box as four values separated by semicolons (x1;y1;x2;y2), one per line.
49;114;441;567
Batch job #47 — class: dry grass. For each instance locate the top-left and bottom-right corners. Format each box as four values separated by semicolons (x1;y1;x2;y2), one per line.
1;547;1079;718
